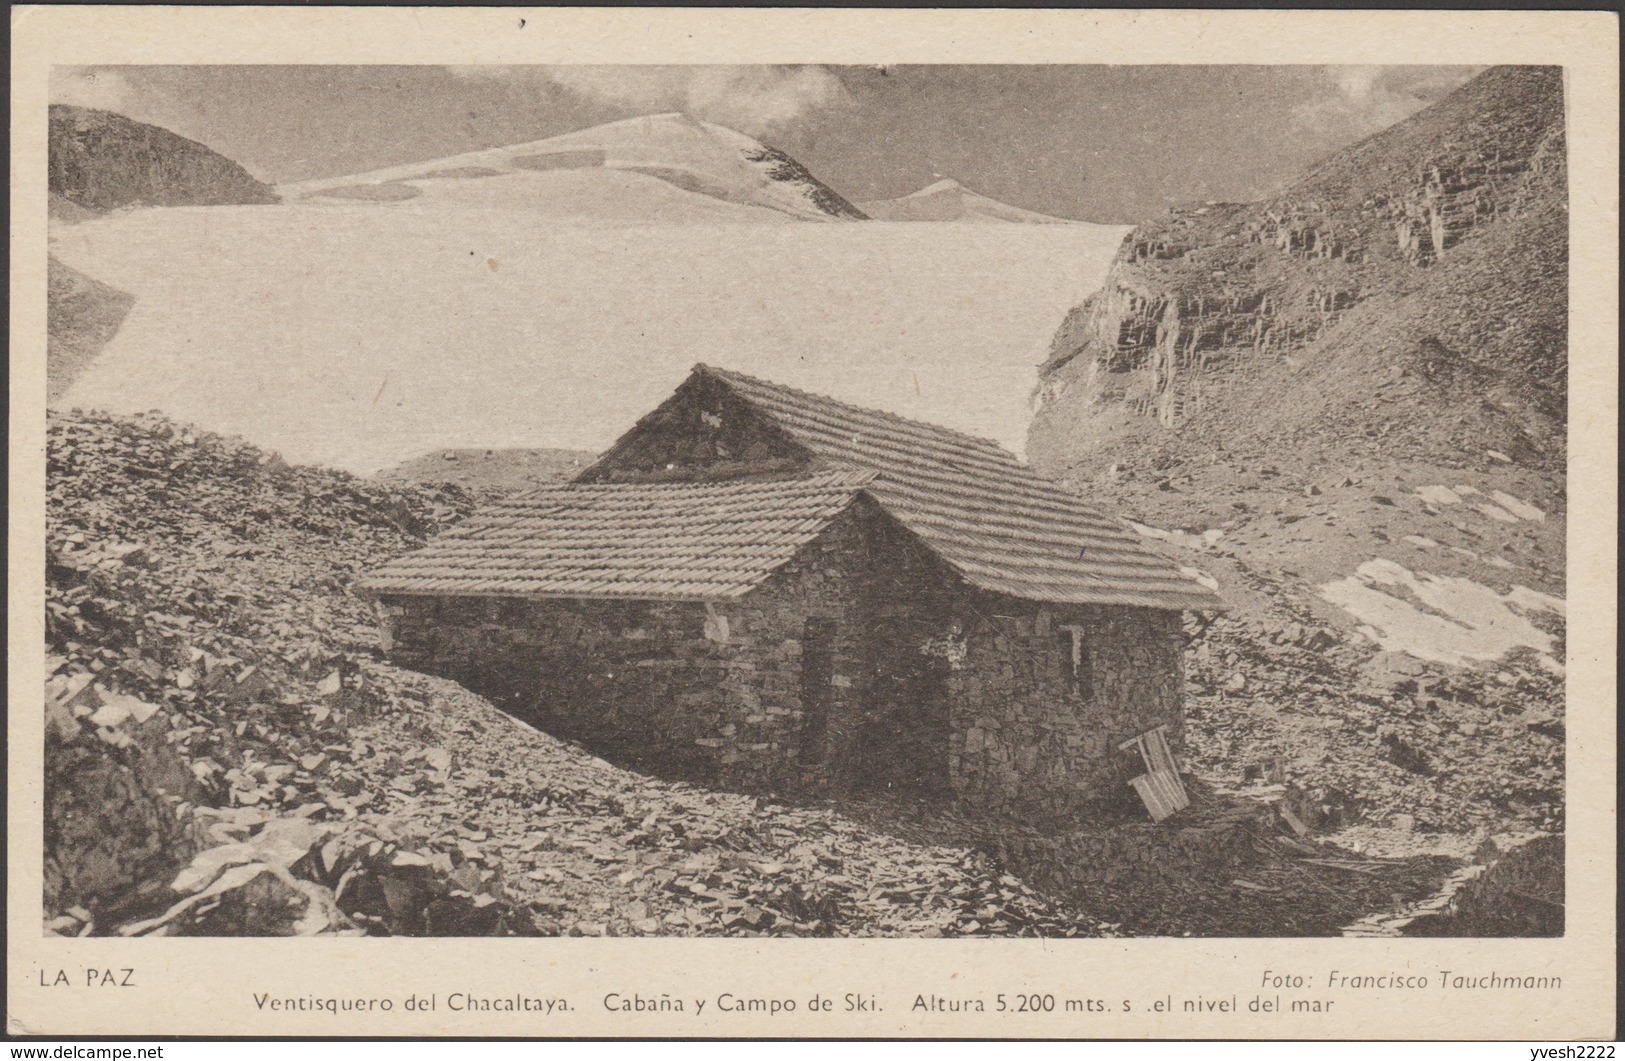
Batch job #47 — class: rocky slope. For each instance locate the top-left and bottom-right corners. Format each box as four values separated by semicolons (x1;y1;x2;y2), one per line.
46;409;1475;937
49;105;279;211
46;257;135;404
373;447;597;502
45;409;1121;938
1027;66;1568;853
1031;66;1564;475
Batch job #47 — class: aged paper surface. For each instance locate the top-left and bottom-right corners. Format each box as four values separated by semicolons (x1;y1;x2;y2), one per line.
9;6;1617;1039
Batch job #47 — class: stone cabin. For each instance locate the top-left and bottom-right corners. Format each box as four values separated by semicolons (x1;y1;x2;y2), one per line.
359;365;1224;821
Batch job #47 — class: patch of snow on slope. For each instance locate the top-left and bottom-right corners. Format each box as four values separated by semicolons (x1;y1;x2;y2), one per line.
1179;565;1220;592
1129;521;1226;552
1319;558;1564;673
1472;502;1521;523
1489;490;1545;522
50;203;1128;474
1415;485;1463;506
1505;585;1565;617
1415;484;1545;524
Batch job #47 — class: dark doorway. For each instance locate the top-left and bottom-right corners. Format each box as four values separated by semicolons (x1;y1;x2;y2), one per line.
797;618;837;766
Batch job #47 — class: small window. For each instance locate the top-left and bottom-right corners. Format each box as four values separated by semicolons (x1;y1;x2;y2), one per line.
1059;624;1094;701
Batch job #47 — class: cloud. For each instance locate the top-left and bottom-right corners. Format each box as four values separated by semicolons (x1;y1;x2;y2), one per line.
450;65;854;137
1295;65;1486;139
50;67;138;112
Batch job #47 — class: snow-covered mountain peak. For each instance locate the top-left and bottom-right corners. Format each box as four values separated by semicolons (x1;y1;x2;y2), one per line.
278;113;867;223
859;179;1088;225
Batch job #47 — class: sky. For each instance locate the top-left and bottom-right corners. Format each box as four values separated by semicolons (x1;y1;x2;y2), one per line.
51;63;1482;223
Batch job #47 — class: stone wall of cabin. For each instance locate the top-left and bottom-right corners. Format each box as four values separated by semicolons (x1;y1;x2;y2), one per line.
947;601;1186;822
377;505;876;794
379;594;733;782
379;502;1188;821
847;507;963;794
839;503;1187;818
710;505;872;790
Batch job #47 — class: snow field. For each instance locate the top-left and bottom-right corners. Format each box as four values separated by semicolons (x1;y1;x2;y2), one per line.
51;202;1128;474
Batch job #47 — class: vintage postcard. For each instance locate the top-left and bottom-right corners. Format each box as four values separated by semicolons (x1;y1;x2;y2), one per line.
8;6;1617;1040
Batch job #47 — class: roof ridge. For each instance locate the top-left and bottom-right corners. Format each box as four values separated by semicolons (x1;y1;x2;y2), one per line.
695;363;1018;458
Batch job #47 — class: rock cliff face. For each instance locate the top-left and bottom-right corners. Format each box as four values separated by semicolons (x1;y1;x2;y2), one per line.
1030;66;1566;480
49;104;278;211
1025;67;1569;854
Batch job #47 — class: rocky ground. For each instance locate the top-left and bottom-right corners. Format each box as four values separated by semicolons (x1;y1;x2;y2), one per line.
44;409;1477;938
372;446;596;502
43;409;1113;938
1115;452;1564;855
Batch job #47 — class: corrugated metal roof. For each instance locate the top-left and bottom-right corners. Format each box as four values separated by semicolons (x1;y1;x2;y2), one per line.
698;365;1225;611
359;469;873;600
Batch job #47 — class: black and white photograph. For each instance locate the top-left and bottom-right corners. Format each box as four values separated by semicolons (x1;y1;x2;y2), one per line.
11;6;1617;1042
